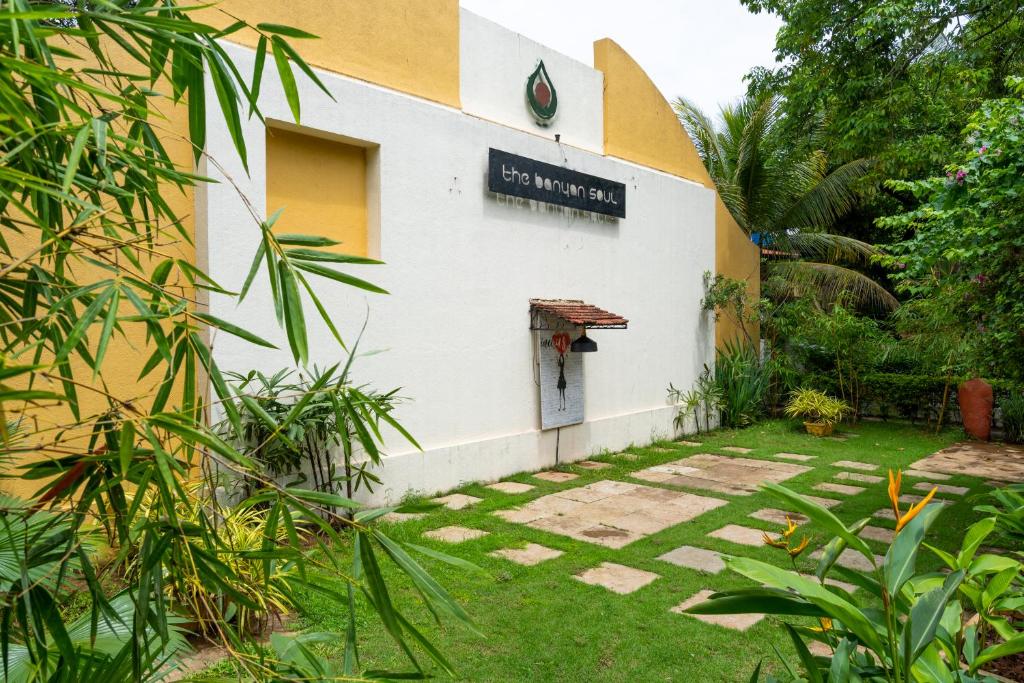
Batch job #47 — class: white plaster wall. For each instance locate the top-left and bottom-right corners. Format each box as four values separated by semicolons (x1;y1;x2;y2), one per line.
201;38;716;506
459;9;604;154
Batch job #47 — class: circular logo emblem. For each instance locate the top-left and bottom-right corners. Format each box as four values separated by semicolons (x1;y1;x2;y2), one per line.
526;60;557;126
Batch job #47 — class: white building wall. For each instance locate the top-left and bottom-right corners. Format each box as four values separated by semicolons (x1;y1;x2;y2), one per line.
201;27;716;506
459;9;604;153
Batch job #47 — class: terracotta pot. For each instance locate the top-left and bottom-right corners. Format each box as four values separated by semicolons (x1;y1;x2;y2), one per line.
804;421;834;437
958;377;993;441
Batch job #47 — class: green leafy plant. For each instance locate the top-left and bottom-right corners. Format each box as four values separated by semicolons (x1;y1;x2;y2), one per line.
668;366;723;434
784;388;850;429
0;3;470;680
999;394;1024;444
686;474;1024;682
716;340;774;428
976;483;1024;544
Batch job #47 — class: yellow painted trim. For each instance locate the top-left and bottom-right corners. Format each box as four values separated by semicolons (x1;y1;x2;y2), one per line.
715;196;761;348
209;0;461;108
593;38;712;187
266;126;370;257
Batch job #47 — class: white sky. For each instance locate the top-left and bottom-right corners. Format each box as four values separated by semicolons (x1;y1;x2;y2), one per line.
459;0;783;115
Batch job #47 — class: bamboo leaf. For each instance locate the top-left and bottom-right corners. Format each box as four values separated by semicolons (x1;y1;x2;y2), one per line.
191;311;277;349
271;37;301;122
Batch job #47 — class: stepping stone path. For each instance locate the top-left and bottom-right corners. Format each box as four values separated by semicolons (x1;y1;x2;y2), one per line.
835;471;884;484
749;508;808;526
533;471;579;483
721;446;753;454
904;469;952;481
486;481;535;494
709;524;768;547
825;577;859;593
649;447;675;454
657;546;727;574
575;562;659;594
380;512;426;524
814;482;865;496
873;508;897;521
806;495;841;508
424;526;489;543
914;481;968;496
631;454;810;496
860;525;896;544
575;460;611;469
911;442;1024;482
493;480;726;548
775;452;816;461
611;452;638;461
676;441;702;447
432;494;482;510
811;548;884;572
489;543;562;566
899;493;951;505
671;590;764;631
833;460;879;472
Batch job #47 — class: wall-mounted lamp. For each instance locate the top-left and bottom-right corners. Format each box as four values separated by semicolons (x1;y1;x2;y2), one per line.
570;332;597;353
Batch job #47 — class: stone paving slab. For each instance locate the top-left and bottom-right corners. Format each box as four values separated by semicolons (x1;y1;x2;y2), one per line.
904;469;952;481
811;548;884;572
835;471;884;484
486;481;535;494
489;543;563;566
815;482;865;496
676;440;703;447
825;577;859;593
873;508;897;521
749;508;809;526
575;460;611;469
914;481;968;496
423;526;489;543
775;452;816;461
657;545;727;573
431;494;482;510
721;446;754;454
806;495;841;508
899;493;951;505
611;452;638;461
671;590;764;631
649;447;675;454
832;460;879;472
709;524;768;547
910;442;1024;482
380;512;426;524
574;562;660;594
860;525;896;544
630;454;811;496
533;471;579;483
495;479;727;549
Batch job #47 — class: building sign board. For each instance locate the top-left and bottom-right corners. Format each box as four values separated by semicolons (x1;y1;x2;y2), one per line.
488;148;626;218
537;328;584;429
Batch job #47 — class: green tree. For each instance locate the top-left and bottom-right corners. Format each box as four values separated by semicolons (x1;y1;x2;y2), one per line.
675;94;898;313
880;77;1024;381
0;2;470;680
742;0;1024;227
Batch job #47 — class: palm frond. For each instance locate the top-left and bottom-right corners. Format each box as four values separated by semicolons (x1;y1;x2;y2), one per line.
779;158;873;231
782;232;884;266
766;261;899;313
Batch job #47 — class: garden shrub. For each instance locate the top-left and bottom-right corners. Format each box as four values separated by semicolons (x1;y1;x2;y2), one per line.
1001;394;1024;444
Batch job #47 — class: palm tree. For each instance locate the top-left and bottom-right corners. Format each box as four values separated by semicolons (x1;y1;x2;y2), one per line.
674;94;898;313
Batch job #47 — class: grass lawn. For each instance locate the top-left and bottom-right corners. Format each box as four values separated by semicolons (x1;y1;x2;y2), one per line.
203;419;1006;681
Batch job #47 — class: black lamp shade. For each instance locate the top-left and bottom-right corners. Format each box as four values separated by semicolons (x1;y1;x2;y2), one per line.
570;333;597;353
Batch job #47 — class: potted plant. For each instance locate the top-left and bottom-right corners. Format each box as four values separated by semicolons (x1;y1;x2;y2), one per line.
784;388;850;436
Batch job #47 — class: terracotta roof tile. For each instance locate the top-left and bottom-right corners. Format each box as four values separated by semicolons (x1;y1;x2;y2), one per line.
530;299;628;329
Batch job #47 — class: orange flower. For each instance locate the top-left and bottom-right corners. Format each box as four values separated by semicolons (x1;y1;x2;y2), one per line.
888;468;903;520
762;532;788;549
783;516;799;539
810;617;833;633
896;486;937;532
787;536;810;558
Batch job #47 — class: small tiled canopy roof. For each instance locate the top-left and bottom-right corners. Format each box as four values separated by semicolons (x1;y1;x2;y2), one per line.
530;299;628;329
